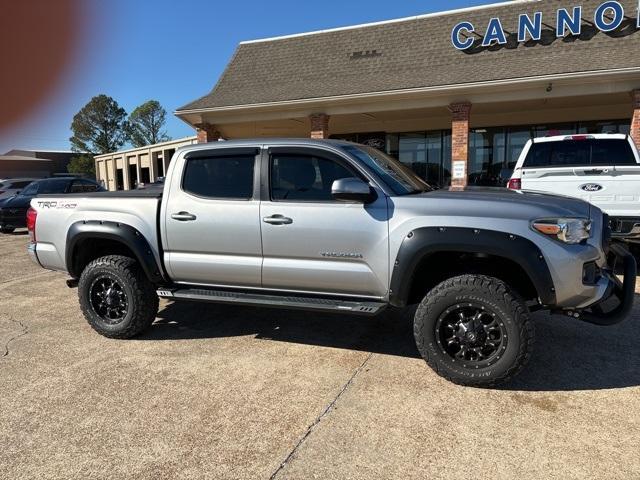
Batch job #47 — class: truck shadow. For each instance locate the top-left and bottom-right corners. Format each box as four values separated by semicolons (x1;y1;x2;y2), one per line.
146;295;640;392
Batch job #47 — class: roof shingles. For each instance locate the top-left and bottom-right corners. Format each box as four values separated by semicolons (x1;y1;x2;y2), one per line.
178;0;640;111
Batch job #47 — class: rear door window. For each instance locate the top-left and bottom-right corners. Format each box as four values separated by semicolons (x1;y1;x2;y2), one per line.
523;139;636;168
182;155;255;199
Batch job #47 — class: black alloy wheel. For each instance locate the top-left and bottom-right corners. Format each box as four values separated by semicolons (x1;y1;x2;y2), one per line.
435;303;507;368
89;275;129;324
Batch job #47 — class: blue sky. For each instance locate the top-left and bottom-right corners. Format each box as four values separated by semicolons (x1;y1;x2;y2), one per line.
0;0;494;154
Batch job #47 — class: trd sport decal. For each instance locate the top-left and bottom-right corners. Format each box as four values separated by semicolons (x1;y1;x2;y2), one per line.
36;201;78;209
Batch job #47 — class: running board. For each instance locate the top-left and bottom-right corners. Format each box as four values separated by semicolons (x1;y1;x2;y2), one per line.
156;287;386;316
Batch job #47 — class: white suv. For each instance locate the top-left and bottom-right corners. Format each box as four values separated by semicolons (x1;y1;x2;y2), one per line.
508;134;640;242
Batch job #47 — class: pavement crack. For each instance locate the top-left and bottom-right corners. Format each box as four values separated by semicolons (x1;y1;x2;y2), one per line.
1;318;29;358
269;352;373;480
0;271;53;288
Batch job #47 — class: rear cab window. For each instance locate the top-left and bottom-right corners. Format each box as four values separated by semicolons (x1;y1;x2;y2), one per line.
523;139;637;168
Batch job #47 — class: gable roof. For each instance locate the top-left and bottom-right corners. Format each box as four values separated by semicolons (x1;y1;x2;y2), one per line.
177;0;640;112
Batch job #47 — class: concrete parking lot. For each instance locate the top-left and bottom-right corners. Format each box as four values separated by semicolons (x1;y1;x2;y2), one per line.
1;232;639;479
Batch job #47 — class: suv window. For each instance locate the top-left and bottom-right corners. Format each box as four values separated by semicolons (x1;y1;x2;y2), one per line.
21;182;39;195
182;155;255;199
38;179;72;194
69;179;100;193
524;139;636;168
270;154;355;201
11;180;33;189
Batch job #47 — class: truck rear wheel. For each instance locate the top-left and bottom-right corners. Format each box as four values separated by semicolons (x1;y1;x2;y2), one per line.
413;274;533;387
78;255;159;339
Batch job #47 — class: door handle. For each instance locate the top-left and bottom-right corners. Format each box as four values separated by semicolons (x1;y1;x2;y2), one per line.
263;214;293;225
171;211;197;221
582;169;606;175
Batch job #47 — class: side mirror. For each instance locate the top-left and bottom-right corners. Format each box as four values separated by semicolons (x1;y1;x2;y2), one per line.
15;191;21;195
331;177;377;203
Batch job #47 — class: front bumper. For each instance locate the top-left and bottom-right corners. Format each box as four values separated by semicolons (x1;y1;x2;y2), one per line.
575;243;636;325
608;216;640;243
0;208;27;228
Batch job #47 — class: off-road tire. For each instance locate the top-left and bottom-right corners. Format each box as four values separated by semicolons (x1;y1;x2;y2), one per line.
0;226;15;233
414;274;534;387
78;255;159;339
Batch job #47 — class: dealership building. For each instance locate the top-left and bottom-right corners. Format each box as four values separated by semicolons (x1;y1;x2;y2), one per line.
98;0;640;189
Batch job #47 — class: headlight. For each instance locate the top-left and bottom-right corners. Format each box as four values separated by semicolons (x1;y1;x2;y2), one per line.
531;218;591;244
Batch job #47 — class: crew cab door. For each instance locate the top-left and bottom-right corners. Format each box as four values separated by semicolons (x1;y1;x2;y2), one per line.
520;137;640;216
162;147;262;286
259;147;389;297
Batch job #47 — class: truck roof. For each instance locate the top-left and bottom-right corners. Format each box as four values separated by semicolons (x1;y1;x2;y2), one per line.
532;133;629;143
174;138;357;155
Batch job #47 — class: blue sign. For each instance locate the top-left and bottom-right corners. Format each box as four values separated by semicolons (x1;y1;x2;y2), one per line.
451;1;638;50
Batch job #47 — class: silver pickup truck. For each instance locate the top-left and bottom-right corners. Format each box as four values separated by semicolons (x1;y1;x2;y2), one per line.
26;139;636;386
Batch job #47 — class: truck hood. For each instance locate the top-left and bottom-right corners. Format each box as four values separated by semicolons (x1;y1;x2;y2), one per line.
392;187;592;220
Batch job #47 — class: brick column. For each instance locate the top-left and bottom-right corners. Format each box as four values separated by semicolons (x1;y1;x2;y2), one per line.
448;102;472;189
632;90;640;151
309;113;330;139
195;123;220;143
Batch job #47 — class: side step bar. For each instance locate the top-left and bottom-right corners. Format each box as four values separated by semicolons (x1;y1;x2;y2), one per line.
156;287;387;316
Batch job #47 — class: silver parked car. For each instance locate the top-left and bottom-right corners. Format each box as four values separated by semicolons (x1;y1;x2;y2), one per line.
25;139;636;386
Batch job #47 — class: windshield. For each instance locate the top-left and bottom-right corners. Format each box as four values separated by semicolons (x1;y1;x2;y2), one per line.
341;145;431;195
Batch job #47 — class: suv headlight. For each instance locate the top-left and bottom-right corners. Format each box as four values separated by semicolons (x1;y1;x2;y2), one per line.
531;218;591;244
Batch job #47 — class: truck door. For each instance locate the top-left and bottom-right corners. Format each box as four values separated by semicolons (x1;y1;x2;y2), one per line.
259;147;389;297
162;147;262;286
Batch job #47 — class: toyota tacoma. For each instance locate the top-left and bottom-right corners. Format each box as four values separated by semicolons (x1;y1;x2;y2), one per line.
26;139;636;386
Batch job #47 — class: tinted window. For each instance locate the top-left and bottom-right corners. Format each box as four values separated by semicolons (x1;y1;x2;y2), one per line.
21;182;39;195
591;140;636;165
271;154;355;201
38;179;71;194
524;139;636;168
69;179;100;193
10;181;33;189
182;155;254;199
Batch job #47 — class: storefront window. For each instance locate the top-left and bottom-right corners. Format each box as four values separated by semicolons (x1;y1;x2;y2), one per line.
578;120;630;134
341;119;629;188
506;129;531;169
386;131;451;187
469;128;505;186
533;123;576;138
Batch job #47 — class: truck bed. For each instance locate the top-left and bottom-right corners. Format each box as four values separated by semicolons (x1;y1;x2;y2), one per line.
30;192;162;274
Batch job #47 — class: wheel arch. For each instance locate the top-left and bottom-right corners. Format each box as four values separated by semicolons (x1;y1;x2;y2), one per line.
66;221;165;284
389;227;556;307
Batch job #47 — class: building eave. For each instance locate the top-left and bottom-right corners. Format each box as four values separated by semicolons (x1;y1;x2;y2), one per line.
174;67;640;126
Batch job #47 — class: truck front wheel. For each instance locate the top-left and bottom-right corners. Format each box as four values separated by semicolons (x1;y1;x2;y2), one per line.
414;274;533;387
78;255;159;339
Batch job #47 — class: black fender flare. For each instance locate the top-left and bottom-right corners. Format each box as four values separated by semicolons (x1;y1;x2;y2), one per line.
388;226;556;307
66;220;165;283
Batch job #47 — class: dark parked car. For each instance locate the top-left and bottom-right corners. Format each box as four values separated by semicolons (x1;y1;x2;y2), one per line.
0;177;103;233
